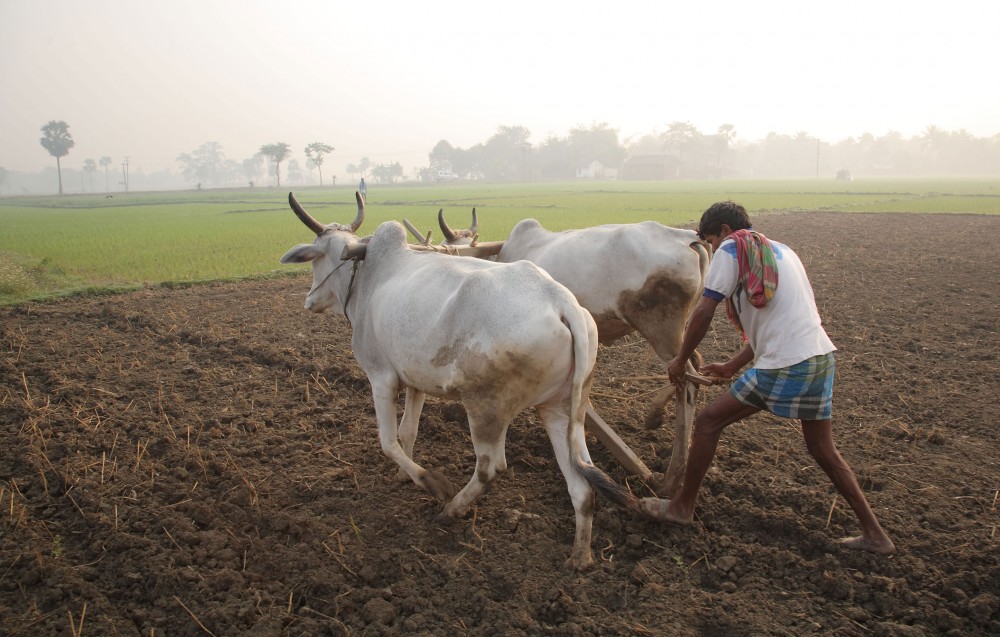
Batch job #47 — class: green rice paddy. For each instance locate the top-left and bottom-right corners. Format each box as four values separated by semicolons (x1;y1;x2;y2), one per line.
2;178;997;304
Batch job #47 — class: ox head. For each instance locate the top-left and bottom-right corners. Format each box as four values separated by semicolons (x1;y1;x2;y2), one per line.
280;191;366;313
438;208;478;245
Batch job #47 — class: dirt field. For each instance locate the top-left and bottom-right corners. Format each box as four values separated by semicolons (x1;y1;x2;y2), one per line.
2;212;998;636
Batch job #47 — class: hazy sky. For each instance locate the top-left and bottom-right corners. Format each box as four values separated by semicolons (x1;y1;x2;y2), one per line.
2;0;997;179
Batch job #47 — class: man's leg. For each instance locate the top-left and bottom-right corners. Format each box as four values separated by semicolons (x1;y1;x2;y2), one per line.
801;419;895;554
640;392;759;523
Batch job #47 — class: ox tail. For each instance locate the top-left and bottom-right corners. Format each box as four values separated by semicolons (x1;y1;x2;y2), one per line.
563;308;639;513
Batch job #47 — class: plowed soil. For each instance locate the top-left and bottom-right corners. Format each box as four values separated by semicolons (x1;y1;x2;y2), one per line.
2;212;998;636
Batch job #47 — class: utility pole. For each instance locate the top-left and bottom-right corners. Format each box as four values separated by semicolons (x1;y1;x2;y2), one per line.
121;157;130;192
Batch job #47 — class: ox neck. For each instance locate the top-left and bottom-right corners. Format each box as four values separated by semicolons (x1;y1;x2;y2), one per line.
341;258;362;325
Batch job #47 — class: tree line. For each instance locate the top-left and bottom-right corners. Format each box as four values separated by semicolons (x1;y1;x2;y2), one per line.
428;122;1000;181
9;119;999;196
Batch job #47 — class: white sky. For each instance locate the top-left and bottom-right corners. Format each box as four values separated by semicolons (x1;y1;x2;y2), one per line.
2;0;998;178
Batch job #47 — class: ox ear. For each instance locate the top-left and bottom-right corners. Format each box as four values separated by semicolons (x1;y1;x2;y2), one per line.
280;243;325;264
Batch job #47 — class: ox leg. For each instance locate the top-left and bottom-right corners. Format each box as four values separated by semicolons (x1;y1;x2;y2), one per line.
643;384;677;430
538;405;596;571
441;411;509;519
395;388;426;481
371;382;456;502
656;381;698;498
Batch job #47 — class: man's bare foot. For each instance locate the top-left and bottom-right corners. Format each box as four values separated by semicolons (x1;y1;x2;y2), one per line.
638;497;694;525
837;535;896;555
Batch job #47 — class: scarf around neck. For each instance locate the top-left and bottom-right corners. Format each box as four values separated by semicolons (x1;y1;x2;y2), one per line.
724;228;778;338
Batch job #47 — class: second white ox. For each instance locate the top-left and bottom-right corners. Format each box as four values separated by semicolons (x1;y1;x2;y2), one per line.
431;211;711;496
280;193;637;570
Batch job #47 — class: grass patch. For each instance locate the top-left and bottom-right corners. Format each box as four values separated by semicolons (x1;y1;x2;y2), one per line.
2;178;997;305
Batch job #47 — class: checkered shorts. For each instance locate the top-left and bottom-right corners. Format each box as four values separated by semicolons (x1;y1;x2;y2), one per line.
730;353;835;420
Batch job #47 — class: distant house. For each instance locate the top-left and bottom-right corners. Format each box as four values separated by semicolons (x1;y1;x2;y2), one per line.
622;154;682;180
575;160;618;180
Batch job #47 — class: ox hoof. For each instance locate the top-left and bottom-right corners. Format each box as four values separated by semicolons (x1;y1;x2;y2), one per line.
439;501;471;521
563;552;594;571
652;471;683;498
643;408;665;430
419;470;457;502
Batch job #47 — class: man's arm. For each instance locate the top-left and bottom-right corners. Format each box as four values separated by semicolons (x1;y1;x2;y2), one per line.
667;295;720;387
703;342;754;378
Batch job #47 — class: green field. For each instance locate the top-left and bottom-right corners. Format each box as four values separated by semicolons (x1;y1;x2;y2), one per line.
2;178;998;305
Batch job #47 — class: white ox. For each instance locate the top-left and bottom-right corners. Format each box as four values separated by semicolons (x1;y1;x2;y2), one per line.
280;193;637;570
427;210;711;497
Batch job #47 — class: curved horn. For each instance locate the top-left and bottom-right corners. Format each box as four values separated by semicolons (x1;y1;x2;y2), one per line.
402;219;427;243
438;208;457;243
288;192;326;235
469;207;478;234
350;191;365;232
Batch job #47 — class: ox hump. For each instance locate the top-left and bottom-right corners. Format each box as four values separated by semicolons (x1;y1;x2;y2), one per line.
366;221;410;257
510;218;546;235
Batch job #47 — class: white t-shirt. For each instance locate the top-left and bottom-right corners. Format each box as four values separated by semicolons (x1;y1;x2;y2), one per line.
703;237;835;369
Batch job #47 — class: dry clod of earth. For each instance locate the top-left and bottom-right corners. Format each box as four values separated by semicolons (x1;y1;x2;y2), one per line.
1;212;999;636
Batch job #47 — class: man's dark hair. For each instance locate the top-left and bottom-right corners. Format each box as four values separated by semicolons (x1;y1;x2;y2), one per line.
698;201;752;237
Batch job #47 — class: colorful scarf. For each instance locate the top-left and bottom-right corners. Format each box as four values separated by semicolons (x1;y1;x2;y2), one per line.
724;229;778;339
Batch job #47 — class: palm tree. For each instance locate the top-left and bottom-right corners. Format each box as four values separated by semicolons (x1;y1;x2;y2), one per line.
99;156;113;192
40;120;75;195
259;143;291;187
304;142;334;186
83;159;97;192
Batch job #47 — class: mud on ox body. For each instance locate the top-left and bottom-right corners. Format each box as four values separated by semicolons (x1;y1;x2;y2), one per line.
280;192;637;570
413;210;711;496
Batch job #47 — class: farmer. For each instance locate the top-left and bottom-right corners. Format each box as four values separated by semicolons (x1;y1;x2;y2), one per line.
640;201;895;555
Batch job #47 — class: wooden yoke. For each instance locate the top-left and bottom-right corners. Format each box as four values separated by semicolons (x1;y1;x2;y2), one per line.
341;240;505;261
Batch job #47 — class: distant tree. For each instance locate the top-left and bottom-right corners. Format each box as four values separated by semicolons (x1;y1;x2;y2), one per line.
482;125;532;180
0;167;8;194
358;157;371;178
535;134;573;179
625;133;665;156
40;120;74;195
458;144;487;180
567;123;627;174
259;143;292;187
714;124;737;174
177;142;227;187
99;156;113;192
286;159;304;184
371;162;404;184
83;159;98;191
242;154;264;186
345;163;358;181
428;140;457;173
304;142;334;185
660;121;703;175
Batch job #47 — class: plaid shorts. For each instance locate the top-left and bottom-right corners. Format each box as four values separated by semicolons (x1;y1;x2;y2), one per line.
730;353;835;420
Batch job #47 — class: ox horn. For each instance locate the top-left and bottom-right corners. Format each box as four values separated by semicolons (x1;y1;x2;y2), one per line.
288;192;327;235
438;208;457;243
351;191;365;232
469;207;478;234
402;219;426;243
